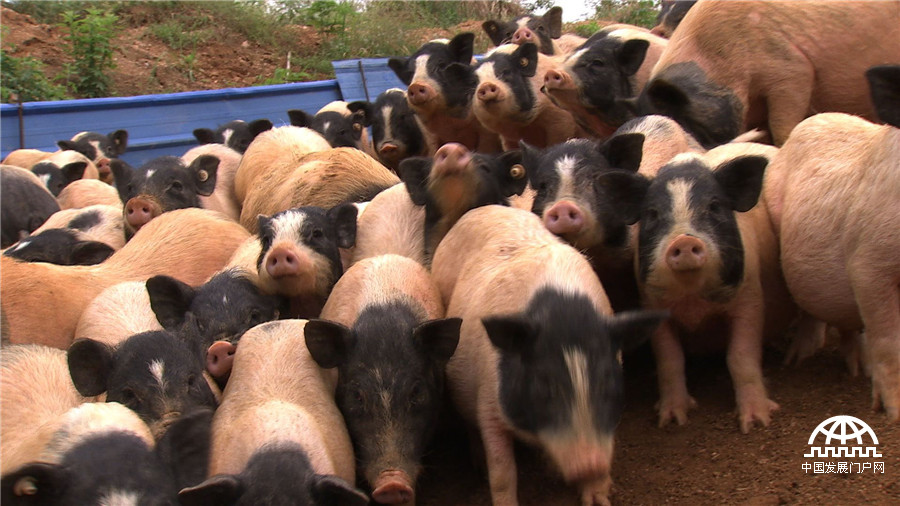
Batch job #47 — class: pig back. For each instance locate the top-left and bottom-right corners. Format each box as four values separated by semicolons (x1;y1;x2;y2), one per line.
209;320;353;483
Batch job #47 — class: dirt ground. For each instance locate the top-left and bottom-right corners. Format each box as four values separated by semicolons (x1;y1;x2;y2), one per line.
416;341;899;505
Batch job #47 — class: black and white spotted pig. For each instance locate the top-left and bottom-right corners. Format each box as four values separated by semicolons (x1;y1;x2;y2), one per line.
29;157;88;197
0;165;60;249
57;130;128;183
255;205;358;318
650;0;697;38
348;89;437;171
146;268;287;383
482;6;584;56
192;118;273;154
306;254;461;505
288;101;375;156
388;33;502;153
1;402;211;505
67;330;218;438
3;205;124;266
110;155;219;235
600;150;793;432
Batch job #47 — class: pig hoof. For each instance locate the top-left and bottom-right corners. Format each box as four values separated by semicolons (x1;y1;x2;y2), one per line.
870;377;900;422
656;396;697;427
738;398;779;434
579;475;612;506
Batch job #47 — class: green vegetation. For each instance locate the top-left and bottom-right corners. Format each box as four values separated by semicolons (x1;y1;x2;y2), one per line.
60;7;118;98
590;0;659;29
0;48;67;103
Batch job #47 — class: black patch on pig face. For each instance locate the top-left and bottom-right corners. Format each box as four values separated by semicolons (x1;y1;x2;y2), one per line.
67;331;217;432
636;61;743;148
288;109;366;149
2;228;113;266
193;119;272;154
866;64;900;128
365;90;428;167
388;33;476;112
57;130;128;161
483;288;664;436
178;444;369;506
0;172;60;249
482;6;562;54
634;157;766;290
655;0;696;35
478;43;539;118
110;155;218;211
30;161;87;197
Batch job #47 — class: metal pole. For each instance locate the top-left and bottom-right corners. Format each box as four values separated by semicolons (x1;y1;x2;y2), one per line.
12;92;25;148
357;60;370;102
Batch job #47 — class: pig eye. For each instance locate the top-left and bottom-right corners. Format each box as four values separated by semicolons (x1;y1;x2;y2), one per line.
247;309;263;325
311;229;324;240
707;201;721;213
120;387;138;405
187;374;196;387
590;60;606;70
645;208;659;222
167;180;183;193
536;25;545;33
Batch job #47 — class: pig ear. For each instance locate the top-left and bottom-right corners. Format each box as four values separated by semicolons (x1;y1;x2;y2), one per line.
1;462;70;503
482;315;539;355
188;155;219;196
598;133;644;173
69;241;115;265
67;338;115;397
866;64;900;128
347;101;374;127
544;6;563;38
146;275;196;330
61;161;87;183
608;310;669;354
519;140;543;184
617;39;650;77
178;474;244;506
397;157;432;206
498;150;528;197
192;128;216;145
310;474;370;506
414;317;462;363
327;203;358;249
448;32;476;64
108;130;129;155
248;119;273;138
388;57;413;85
56;139;78;152
287;109;314;128
594;171;651;225
513;43;539;78
304;319;355;369
110;159;134;196
713;155;767;212
157;409;214;491
482;20;506;46
646;78;689;114
444;63;476;92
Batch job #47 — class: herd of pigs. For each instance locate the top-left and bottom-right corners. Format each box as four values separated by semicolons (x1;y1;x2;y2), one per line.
1;1;898;504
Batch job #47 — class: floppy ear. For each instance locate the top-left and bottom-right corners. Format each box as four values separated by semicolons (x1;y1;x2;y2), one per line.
187;155;219;196
512;43;539;78
599;133;644;173
414;317;462;363
193;128;217;145
56;140;78;152
713;155;768;212
146;275;196;330
248;118;273;138
544;6;563;38
347;101;374;127
310;474;370;506
109;159;134;194
327;203;358;249
482;20;507;46
304;319;355;369
108;129;129;155
866;64;900;128
397;157;433;206
608;310;669;354
287;109;314;128
482;314;539;356
157;409;214;491
178;474;244;506
594;171;651;225
69;241;115;265
1;462;70;504
67;338;116;397
497;149;528;197
388;57;413;85
646;78;690;114
60;161;88;183
617;39;650;77
448;32;476;64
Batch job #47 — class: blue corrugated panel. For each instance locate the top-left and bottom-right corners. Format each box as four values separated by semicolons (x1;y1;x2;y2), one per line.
1;80;342;167
332;58;406;103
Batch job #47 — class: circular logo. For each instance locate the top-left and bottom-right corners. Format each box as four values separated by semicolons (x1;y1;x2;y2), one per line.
808;415;879;446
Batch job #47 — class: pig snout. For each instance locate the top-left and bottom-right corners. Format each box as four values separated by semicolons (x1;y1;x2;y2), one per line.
97;157;112;180
477;82;501;103
372;469;415;505
512;26;535;44
407;82;436;106
544;201;585;236
665;234;707;271
544;69;575;91
206;340;237;380
433;143;472;176
124;197;161;230
265;245;310;279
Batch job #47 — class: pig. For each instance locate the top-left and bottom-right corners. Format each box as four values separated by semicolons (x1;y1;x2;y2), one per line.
1;345;99;474
29;157;87;197
251;205;358;318
0;165;60;248
350;183;426;266
397;142;528;263
1;208;250;348
1;402;211;505
598;145;796;432
182;142;244;222
56;130;128;183
192;118;273;154
650;0;697;38
305;255;461;504
4;204;125;265
75;281;164;346
288;101;376;157
430;205;666;506
145;268;286;382
482;6;585;56
611;114;704;177
56;178;122;210
239;147;398;233
635;0;900;148
184;320;367;505
67;330;219;438
348;89;438;171
388;33;503;153
469;42;587;150
233;125;332;204
762;64;900;419
111;155;220;235
2;149;55;170
542;27;668;138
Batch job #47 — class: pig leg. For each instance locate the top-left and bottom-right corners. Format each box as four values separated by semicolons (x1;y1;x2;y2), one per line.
652;321;697;426
783;312;826;366
840;330;869;378
578;475;612;506
727;284;779;433
478;409;518;506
